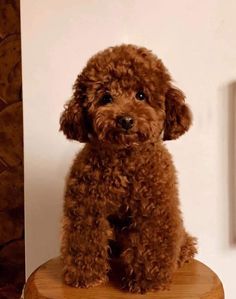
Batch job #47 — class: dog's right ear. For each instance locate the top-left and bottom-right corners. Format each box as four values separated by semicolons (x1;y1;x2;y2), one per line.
60;74;89;142
60;98;89;142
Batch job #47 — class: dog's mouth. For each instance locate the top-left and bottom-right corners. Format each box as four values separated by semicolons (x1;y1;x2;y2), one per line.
93;116;157;146
99;127;150;146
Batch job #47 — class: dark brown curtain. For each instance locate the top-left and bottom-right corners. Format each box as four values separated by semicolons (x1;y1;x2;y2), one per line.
0;0;25;298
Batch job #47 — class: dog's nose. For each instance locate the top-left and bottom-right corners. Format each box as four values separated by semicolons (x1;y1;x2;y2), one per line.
117;116;134;130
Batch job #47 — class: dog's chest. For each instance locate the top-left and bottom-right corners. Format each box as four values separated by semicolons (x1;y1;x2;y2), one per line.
99;153;147;214
101;162;129;212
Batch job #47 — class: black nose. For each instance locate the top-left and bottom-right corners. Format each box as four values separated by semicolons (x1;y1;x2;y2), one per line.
117;116;134;130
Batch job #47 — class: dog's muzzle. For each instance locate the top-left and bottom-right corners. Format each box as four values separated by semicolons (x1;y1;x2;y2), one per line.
116;116;134;130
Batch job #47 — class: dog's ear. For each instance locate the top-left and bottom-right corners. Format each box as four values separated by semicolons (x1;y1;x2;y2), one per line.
163;86;192;140
60;77;89;142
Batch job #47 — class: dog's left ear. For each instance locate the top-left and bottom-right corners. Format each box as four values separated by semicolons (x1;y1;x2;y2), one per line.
163;86;192;140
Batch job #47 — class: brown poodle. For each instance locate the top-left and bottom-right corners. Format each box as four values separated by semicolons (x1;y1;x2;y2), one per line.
60;44;197;294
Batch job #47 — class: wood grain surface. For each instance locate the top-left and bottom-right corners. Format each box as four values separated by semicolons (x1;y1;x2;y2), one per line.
24;257;224;299
0;0;24;298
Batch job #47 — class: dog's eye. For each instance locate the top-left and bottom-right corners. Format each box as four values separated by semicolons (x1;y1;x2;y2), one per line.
100;93;113;105
136;90;146;101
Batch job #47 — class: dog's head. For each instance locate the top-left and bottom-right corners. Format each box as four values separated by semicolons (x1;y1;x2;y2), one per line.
60;45;192;147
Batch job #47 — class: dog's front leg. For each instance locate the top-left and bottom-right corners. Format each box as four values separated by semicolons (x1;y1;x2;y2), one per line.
119;206;182;293
61;181;111;288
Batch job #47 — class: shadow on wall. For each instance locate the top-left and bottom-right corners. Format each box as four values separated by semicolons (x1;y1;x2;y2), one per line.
228;82;236;247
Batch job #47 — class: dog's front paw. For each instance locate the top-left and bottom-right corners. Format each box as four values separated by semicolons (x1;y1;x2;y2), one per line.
64;269;108;288
122;275;154;294
122;273;171;294
122;279;146;294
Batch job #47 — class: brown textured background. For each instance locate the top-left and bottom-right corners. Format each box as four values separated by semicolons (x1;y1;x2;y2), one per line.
0;0;25;298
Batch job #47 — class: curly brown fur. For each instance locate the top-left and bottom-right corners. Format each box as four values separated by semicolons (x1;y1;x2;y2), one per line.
60;44;197;294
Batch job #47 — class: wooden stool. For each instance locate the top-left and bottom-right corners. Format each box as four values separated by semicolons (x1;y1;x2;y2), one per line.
24;257;224;299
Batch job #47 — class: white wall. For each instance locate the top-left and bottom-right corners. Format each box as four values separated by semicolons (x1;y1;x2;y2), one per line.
21;0;236;297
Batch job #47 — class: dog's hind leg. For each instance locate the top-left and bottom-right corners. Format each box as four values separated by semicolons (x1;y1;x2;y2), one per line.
178;232;197;267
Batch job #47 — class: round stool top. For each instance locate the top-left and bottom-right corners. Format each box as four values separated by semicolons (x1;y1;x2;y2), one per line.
24;257;224;299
